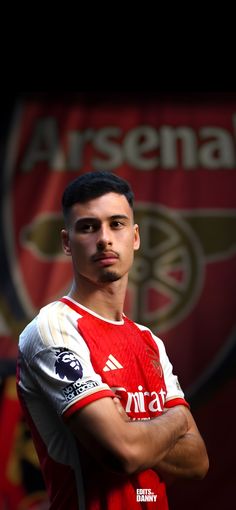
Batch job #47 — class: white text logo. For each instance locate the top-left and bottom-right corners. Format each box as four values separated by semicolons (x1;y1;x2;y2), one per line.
112;385;166;415
136;489;157;502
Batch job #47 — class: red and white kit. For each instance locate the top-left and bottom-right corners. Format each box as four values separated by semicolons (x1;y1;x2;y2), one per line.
17;296;189;510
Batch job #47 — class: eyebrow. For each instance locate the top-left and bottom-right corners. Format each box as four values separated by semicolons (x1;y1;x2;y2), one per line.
73;214;130;228
76;214;129;223
110;215;130;220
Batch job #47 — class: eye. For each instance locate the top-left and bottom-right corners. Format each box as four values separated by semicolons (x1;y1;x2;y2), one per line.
111;220;124;229
76;223;97;233
81;224;95;232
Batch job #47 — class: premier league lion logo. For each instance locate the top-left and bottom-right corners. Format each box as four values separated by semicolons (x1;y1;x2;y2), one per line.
54;349;83;381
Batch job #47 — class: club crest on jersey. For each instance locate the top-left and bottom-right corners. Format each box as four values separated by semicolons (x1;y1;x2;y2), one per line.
54;348;83;381
146;347;163;377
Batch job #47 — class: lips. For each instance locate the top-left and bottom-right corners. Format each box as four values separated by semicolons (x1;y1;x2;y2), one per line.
93;251;119;262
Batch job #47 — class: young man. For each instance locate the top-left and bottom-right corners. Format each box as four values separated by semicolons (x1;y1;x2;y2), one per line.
17;171;209;510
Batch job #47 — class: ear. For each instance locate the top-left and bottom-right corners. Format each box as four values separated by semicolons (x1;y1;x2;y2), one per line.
133;224;140;251
61;229;71;256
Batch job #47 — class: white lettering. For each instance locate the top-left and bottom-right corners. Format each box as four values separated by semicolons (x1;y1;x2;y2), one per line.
199;127;235;168
93;127;123;169
159;388;166;405
20;116;236;172
68;129;94;170
124;126;159;170
126;392;141;413
112;385;166;415
149;391;163;412
136;489;157;502
22;118;65;171
160;126;197;169
137;495;157;502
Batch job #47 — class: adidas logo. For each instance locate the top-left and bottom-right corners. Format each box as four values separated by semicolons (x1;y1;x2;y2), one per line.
103;354;123;372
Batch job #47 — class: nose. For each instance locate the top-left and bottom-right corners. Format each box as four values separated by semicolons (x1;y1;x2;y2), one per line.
96;224;112;250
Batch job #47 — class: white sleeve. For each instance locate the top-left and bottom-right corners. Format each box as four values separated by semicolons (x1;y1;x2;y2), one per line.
151;333;189;408
19;302;114;419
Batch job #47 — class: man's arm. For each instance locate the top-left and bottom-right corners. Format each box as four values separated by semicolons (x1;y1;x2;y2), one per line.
155;406;209;481
67;396;188;475
112;396;209;481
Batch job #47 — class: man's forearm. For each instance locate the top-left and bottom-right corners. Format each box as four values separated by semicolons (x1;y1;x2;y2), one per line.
119;405;189;474
112;397;208;477
155;429;209;481
70;398;189;475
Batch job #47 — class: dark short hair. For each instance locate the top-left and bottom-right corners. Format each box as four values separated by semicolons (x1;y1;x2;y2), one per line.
62;171;134;220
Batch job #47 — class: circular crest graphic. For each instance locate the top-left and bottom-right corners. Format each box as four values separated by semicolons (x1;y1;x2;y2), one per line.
126;204;204;332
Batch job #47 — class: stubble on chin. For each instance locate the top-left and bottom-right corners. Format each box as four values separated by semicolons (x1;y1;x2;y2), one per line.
99;271;121;283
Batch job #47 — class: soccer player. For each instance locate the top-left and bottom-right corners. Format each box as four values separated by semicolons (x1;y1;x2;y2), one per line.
17;171;209;509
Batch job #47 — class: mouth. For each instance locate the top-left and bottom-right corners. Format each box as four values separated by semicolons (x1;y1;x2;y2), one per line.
92;251;119;265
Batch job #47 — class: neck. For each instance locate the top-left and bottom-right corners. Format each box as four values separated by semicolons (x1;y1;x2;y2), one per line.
67;275;128;322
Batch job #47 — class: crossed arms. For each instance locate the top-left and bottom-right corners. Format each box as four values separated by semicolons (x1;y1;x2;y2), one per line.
67;396;209;480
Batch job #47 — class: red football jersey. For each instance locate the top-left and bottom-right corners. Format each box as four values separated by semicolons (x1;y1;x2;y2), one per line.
17;296;189;509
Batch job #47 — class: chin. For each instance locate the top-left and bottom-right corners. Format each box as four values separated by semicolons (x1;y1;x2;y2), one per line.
99;271;121;283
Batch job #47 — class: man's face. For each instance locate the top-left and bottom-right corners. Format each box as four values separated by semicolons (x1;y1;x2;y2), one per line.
62;192;140;285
